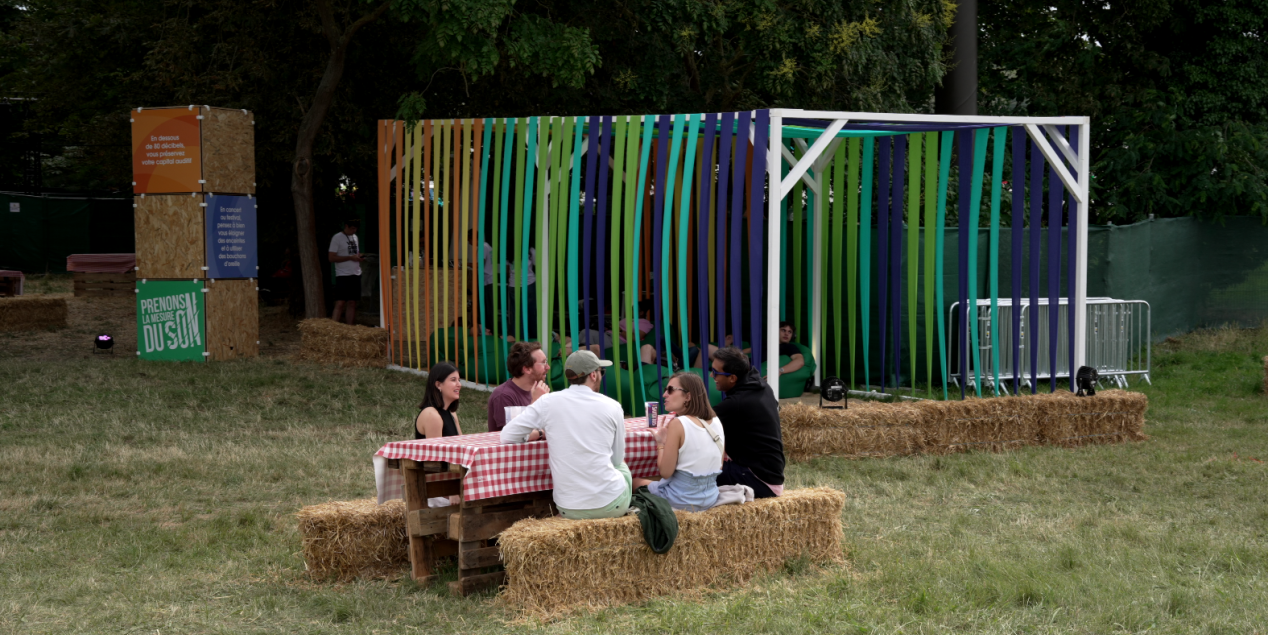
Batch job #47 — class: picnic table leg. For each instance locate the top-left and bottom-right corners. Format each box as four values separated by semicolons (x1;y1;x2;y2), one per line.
400;461;439;585
447;492;553;596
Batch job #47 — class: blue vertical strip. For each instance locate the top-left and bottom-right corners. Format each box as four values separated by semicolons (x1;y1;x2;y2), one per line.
1011;127;1024;395
582;116;600;351
521;117;539;340
957;131;972;400
749;109;770;371
1066;125;1078;391
698;113;718;388
876;136;891;393
860;139;874;388
1047;144;1063;393
1028;138;1042;393
596;116;613;367
650;114;672;395
730;112;749;357
716;113;733;355
891;135;906;390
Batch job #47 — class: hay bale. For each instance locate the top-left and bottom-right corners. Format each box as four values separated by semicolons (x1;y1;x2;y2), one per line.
297;318;388;368
1033;389;1149;447
780;402;926;461
498;487;847;618
296;498;407;581
781;391;1147;460
0;297;68;331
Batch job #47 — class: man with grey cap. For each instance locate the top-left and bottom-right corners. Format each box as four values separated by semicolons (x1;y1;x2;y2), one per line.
500;350;631;519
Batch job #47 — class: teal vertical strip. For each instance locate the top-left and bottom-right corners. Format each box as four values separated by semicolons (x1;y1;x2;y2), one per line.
477;118;493;380
988;126;1006;395
498;119;514;343
567;116;585;351
660;114;686;363
632;118;655;403
967;128;990;396
520;117;539;340
859;138;874;388
676;114;701;365
936;131;953;400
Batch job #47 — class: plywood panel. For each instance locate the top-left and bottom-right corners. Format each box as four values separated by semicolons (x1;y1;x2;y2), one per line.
135;194;205;278
202;107;255;195
205;278;259;360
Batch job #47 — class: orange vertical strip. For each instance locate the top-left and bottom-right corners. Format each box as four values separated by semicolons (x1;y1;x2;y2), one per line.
378;121;392;363
394;122;404;364
450;119;461;364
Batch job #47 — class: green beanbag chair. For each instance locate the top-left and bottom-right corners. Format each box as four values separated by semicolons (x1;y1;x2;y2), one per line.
758;341;816;398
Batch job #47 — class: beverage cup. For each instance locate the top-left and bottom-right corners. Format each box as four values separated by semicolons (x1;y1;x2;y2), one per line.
645;401;659;428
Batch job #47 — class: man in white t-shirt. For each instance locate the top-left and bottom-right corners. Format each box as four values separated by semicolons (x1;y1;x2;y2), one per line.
500;350;630;519
327;219;363;325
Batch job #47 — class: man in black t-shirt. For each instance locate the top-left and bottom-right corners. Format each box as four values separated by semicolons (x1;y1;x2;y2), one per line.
772;321;806;379
710;347;784;498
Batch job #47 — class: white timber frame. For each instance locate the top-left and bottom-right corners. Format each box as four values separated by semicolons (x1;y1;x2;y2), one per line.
766;109;1091;400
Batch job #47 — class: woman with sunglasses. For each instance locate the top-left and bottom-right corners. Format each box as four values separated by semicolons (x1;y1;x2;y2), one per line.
633;372;726;511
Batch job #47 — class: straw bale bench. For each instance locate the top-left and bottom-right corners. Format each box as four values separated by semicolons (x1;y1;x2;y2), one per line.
497;487;847;617
781;390;1147;461
0;297;68;331
297;318;388;367
296;499;409;581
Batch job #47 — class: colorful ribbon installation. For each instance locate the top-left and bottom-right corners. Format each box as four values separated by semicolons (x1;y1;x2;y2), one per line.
376;114;1083;412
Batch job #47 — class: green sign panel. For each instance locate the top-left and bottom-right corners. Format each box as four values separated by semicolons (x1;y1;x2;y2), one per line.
136;280;206;361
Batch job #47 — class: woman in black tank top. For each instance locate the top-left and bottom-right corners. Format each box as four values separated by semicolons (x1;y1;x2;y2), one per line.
415;362;463;440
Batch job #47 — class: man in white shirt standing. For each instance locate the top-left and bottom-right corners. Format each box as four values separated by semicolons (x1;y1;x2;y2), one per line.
327;219;363;325
500;350;631;520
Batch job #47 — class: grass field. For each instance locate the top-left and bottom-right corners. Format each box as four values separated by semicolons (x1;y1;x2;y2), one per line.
1;294;1266;633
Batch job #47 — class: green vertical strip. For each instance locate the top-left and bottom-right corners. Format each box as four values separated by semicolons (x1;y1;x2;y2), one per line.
632;117;655;412
968;128;990;396
859;138;874;388
791;153;802;328
512;119;527;340
907;133;922;393
429;123;440;361
846;138;861;389
441;121;451;362
610;117;628;403
676;114;701;366
935;131;953;400
493;119;507;357
922;131;938;395
989;126;1006;394
546;117;563;353
832;142;845;380
566;116;584;353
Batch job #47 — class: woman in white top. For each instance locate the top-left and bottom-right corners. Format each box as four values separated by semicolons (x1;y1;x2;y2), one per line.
633;372;726;510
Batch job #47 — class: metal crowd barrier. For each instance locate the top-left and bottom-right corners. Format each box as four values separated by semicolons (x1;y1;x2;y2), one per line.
948;297;1151;392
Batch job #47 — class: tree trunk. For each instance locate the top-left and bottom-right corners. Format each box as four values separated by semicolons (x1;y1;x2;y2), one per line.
291;0;391;318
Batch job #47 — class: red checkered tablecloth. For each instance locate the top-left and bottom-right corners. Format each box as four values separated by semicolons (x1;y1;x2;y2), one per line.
375;416;668;502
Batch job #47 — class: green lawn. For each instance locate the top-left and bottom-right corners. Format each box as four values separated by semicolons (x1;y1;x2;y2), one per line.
1;325;1266;634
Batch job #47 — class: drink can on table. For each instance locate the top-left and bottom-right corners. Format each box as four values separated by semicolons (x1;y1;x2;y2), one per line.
645;401;659;428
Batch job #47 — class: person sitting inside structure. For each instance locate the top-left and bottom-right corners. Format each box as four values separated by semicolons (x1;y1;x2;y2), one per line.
500;350;632;519
486;341;551;432
709;347;785;498
633;371;725;510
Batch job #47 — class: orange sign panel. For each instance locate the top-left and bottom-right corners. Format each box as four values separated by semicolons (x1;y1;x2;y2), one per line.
132;108;202;193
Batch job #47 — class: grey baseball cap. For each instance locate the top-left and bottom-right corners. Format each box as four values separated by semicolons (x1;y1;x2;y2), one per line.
563;349;613;378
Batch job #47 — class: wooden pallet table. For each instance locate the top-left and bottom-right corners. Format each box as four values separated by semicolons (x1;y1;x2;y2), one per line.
73;272;136;297
388;457;554;595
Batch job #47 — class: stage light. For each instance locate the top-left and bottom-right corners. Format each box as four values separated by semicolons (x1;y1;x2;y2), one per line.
1076;366;1098;396
94;334;114;354
820;376;848;410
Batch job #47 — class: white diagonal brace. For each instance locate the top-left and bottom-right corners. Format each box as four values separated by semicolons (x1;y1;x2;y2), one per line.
780;145;820;195
1024;124;1085;205
1042;124;1080;170
780;119;847;198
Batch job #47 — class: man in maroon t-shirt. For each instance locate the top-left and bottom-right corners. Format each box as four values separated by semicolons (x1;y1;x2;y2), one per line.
487;341;551;432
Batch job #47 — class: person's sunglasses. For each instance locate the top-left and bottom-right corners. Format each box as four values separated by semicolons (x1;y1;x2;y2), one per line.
664;385;683;395
708;368;734;378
